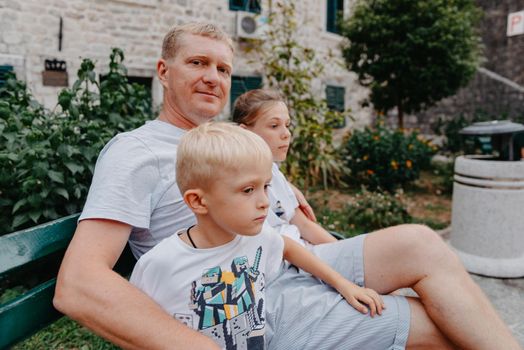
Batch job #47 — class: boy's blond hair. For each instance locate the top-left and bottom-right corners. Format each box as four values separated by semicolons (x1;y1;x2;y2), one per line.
162;22;234;60
176;122;272;193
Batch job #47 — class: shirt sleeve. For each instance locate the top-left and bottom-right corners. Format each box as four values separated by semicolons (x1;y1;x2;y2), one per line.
80;135;161;229
261;225;285;282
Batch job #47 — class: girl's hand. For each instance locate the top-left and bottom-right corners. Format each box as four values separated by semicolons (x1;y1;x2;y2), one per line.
336;280;386;317
289;183;317;222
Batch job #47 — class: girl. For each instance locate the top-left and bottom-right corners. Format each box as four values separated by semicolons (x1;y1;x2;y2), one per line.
232;89;338;247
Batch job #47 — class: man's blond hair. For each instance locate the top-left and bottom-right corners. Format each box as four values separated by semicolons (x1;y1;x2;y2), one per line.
176;122;272;193
162;22;234;60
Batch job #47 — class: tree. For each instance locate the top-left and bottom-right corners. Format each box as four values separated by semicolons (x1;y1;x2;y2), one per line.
340;0;481;128
254;1;347;191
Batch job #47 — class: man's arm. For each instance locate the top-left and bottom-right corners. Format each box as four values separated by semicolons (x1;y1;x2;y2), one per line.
290;208;337;244
281;236;384;317
54;219;220;350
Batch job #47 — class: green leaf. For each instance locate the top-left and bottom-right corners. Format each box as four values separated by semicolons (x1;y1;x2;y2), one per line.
65;162;84;175
28;210;42;223
12;198;27;214
48;170;64;184
54;188;69;200
12;214;30;229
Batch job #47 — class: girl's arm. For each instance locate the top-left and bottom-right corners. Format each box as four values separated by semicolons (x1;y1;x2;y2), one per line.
290;208;337;244
288;182;317;222
282;236;385;317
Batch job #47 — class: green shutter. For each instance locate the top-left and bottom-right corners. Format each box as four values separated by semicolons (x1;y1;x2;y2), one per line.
0;65;14;88
326;0;343;34
229;0;261;13
326;85;345;112
230;76;263;114
326;85;346;128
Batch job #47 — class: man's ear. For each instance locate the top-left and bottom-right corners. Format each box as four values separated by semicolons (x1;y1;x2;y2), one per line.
239;123;247;129
183;189;208;215
157;59;169;89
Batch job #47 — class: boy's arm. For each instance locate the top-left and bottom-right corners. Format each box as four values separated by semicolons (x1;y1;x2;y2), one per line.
290;208;337;244
54;219;220;350
282;236;385;316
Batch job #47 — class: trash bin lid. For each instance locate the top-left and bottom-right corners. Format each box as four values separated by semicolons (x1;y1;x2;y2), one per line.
459;120;524;135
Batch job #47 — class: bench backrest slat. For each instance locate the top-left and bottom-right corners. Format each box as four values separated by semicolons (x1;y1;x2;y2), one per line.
0;279;60;349
0;214;136;348
0;214;79;275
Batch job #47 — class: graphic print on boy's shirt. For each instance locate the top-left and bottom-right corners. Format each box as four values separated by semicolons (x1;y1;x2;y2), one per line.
174;246;266;350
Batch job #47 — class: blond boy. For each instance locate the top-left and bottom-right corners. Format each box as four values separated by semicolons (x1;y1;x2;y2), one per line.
130;122;384;350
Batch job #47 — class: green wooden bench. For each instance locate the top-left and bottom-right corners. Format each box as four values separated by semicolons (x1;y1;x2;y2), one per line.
0;215;344;349
0;214;136;349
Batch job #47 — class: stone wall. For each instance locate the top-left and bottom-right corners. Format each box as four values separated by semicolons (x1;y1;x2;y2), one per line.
411;0;524;133
0;0;371;128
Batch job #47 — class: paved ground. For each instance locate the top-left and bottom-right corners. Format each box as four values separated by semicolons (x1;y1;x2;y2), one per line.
397;229;524;347
471;273;524;347
422;228;524;348
440;229;523;346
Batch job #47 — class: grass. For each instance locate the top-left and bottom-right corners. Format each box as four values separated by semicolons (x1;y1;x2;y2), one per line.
0;286;116;350
13;317;118;350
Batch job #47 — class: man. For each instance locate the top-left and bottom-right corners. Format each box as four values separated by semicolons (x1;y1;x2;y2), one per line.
54;23;521;350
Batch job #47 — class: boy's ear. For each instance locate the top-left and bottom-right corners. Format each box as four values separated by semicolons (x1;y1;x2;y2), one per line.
183;189;208;215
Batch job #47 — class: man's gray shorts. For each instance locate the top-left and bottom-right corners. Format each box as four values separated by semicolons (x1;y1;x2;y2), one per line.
265;234;411;350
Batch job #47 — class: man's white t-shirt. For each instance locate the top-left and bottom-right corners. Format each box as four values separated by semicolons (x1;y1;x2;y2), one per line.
80;120;195;258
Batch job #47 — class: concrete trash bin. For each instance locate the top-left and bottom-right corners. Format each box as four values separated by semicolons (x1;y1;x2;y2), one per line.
450;156;524;278
450;120;524;278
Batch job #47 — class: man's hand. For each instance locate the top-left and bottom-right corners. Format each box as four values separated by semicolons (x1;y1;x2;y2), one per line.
288;182;317;222
335;280;386;317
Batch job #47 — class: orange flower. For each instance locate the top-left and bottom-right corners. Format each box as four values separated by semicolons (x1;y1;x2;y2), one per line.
366;169;375;175
373;135;380;141
363;154;369;160
406;160;413;168
391;160;398;170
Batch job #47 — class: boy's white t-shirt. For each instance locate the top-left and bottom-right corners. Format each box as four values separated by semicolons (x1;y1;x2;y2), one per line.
130;226;284;350
266;163;305;245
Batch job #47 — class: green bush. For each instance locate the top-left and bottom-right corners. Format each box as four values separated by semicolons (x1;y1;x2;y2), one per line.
313;189;411;237
0;48;152;233
340;123;435;191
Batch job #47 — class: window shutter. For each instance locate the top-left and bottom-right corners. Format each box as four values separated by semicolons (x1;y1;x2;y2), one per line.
0;65;14;88
326;0;343;34
230;76;263;113
326;85;346;128
229;0;261;13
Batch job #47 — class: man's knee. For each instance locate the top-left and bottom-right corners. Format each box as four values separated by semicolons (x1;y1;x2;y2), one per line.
395;224;460;267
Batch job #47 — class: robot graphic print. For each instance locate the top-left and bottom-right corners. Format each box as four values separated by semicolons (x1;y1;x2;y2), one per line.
175;246;266;350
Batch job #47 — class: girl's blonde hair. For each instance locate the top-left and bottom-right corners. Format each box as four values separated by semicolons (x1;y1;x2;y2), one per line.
232;89;285;126
176;122;272;193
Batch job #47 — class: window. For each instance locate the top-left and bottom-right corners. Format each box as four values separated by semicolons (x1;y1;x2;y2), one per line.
0;65;14;88
230;75;263;113
229;0;261;13
326;0;344;34
326;85;346;128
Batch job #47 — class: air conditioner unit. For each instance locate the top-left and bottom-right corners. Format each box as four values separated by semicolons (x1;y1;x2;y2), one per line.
236;11;267;40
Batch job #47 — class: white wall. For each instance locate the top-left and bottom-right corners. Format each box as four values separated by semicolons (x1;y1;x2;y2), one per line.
0;0;371;128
